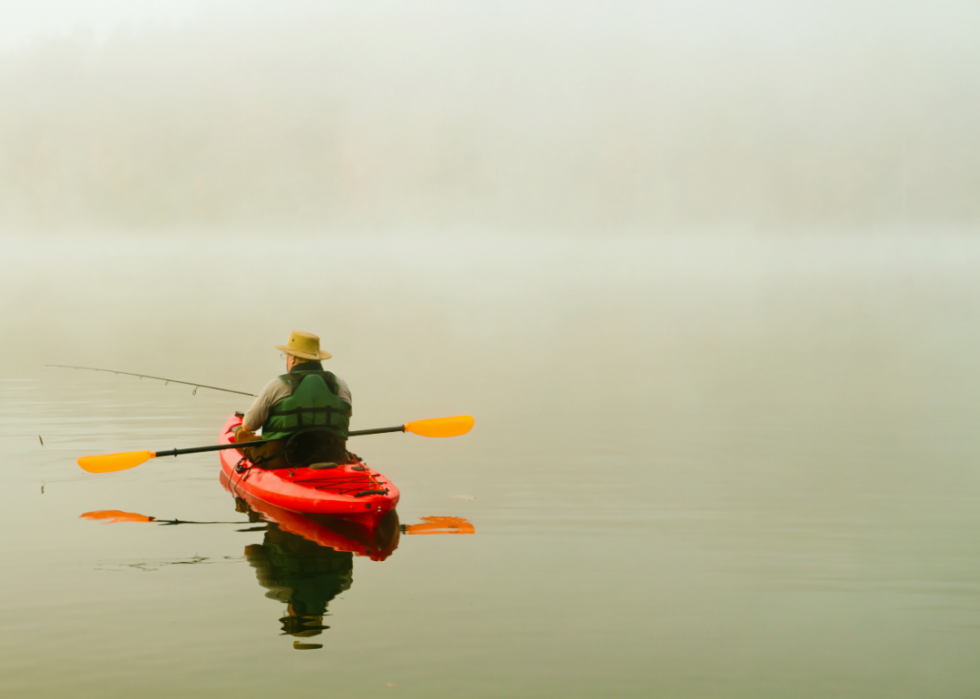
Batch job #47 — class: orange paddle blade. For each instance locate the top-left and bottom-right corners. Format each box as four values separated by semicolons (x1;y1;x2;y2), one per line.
77;450;156;473
80;510;156;523
403;516;475;535
404;415;474;438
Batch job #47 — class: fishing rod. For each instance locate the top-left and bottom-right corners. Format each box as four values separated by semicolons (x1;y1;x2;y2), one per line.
47;365;256;397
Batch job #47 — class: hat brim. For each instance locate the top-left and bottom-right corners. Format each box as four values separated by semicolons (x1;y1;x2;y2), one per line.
275;345;332;360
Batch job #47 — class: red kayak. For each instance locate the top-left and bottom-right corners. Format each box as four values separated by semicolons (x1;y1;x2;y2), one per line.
219;414;400;525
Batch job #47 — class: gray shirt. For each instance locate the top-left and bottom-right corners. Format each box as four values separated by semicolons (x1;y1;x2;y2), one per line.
244;374;351;432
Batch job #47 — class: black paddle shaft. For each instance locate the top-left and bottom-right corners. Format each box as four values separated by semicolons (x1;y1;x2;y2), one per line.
153;425;407;458
349;425;406;436
155;442;267;458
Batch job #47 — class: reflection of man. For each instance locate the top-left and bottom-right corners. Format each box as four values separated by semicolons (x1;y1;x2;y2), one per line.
236;331;352;469
245;525;354;639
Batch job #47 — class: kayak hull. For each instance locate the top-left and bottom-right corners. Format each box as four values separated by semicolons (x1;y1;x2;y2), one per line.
219;414;399;525
221;476;401;560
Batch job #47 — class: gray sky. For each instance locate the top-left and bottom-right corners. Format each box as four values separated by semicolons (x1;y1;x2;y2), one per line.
2;1;979;233
0;0;211;51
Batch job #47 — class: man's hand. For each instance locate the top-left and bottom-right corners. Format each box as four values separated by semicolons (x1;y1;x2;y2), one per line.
234;423;256;442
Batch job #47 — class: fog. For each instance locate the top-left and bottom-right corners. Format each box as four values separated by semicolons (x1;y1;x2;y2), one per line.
6;5;980;696
2;0;979;233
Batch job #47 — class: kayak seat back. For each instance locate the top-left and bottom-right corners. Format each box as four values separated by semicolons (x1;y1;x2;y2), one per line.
284;427;347;468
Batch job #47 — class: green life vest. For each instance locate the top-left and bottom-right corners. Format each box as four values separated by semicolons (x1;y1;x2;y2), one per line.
262;363;351;442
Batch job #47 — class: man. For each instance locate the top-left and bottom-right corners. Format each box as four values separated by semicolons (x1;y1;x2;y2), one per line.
236;331;352;469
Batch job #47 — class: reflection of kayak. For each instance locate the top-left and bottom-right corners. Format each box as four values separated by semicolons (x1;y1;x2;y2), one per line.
219;414;400;524
236;500;399;648
245;524;353;642
222;476;401;561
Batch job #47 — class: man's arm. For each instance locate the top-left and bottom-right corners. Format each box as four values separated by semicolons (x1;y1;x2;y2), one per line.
336;377;352;406
241;378;291;433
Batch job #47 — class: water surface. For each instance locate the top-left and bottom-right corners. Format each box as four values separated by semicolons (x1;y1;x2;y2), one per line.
2;232;980;697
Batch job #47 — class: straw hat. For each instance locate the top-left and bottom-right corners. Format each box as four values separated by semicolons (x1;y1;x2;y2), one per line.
276;331;332;361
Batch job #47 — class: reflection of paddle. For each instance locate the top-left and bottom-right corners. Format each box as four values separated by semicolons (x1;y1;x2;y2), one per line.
81;510;155;523
82;509;475;536
77;415;475;473
80;510;250;525
402;516;475;535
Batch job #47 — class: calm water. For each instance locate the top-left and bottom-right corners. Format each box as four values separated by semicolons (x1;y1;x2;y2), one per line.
2;231;980;697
